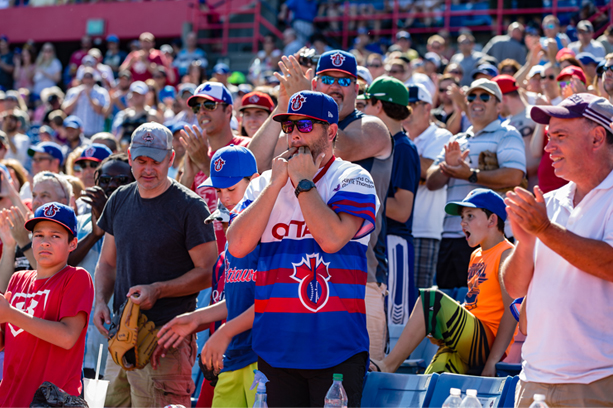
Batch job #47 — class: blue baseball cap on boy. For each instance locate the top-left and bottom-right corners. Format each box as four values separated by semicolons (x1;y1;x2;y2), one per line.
25;202;78;237
28;142;64;164
444;188;507;222
316;50;358;78
199;144;257;189
75;143;112;164
272;91;339;125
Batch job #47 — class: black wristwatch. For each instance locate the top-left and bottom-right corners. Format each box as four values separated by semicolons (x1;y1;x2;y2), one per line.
295;179;316;197
468;169;479;184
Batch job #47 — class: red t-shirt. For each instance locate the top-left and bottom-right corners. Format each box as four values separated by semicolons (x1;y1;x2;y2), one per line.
69;49;88;69
125;49;168;82
0;266;94;406
537;136;569;194
192;135;251;255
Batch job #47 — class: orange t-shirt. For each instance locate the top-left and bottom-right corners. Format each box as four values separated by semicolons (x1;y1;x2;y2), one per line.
465;239;514;339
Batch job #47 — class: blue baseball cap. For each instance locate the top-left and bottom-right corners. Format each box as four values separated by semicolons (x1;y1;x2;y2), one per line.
106;34;119;43
576;52;600;66
444;188;507;222
75;143;112;164
25;202;78;237
167;121;189;134
272;91;339;125
159;85;176;101
28;142;64;164
472;63;499;79
187;82;233;107
64;115;83;129
316;50;357;78
213;63;230;75
199;144;257;189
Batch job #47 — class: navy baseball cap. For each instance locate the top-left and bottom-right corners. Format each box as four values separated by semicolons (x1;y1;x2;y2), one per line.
25;202;78;237
530;93;613;134
187;82;233;107
28;142;64;164
64;115;83;129
75;143;112;164
316;50;357;78
576;52;600;66
272;91;339;125
199;144;257;189
445;188;507;222
472;63;499;79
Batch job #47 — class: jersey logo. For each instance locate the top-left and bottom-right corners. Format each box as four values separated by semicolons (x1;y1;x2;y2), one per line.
465;261;487;310
142;132;154;143
43;203;60;217
85;146;96;157
214;157;226;172
330;52;346;67
290;94;307;111
9;290;50;337
249;94;260;103
290;253;331;312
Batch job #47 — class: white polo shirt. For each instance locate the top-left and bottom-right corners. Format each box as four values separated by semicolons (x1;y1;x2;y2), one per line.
521;169;613;384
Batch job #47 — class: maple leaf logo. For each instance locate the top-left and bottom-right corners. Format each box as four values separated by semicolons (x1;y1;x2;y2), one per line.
290;253;331;312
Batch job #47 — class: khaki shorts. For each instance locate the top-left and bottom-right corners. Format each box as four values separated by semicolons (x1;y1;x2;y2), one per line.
365;282;387;361
515;375;613;408
104;333;197;407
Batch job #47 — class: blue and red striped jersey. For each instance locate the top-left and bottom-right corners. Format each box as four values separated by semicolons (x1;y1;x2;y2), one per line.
233;157;379;369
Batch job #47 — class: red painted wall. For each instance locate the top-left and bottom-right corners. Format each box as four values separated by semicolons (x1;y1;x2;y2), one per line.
0;0;195;43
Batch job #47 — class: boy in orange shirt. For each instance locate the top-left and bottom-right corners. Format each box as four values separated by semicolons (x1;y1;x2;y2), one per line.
0;202;94;406
371;189;517;376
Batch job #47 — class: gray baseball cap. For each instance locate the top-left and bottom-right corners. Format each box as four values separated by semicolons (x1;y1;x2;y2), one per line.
467;78;503;102
130;122;172;161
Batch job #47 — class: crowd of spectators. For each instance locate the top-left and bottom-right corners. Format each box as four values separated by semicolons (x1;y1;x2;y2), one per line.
0;6;612;408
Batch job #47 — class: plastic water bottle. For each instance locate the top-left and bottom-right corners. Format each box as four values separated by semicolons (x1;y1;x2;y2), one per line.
442;388;463;408
250;370;269;408
459;389;482;408
324;373;348;408
529;394;549;408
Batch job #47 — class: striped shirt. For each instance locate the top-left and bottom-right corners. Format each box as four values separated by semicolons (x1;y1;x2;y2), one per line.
435;119;526;238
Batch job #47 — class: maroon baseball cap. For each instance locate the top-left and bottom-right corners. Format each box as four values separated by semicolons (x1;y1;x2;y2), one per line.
492;75;519;94
556;66;587;85
530;93;613;133
239;91;274;112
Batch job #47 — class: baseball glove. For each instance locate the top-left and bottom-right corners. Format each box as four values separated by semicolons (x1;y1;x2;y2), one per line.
478;150;528;195
107;297;159;371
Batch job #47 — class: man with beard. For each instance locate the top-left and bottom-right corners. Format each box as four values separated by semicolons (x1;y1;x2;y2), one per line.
67;153;134;379
247;50;393;361
225;91;378;407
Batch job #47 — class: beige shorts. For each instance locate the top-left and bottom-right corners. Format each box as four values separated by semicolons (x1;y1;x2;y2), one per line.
515;375;613;408
365;282;387;361
104;333;198;407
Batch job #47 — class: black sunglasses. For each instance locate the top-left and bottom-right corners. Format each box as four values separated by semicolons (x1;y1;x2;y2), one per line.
281;119;327;134
98;175;132;185
192;100;227;114
75;161;99;170
602;65;613;73
542;74;556;80
467;93;492;103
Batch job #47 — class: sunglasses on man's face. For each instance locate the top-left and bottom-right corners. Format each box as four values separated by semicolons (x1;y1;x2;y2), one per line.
319;75;354;87
191;100;226;114
467;93;492;103
281;119;326;134
98;175;132;185
602;65;613;73
541;74;556;80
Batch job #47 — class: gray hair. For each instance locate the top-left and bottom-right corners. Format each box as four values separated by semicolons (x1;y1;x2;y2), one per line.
32;172;73;204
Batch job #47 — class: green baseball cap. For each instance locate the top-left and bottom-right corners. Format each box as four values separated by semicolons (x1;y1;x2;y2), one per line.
358;76;409;106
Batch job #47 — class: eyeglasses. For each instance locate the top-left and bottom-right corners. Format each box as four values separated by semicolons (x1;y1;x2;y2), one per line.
191;100;227;114
558;80;571;89
447;70;461;75
368;63;382;68
541;74;556;80
98;175;132;185
75;161;99;171
319;76;354;87
543;23;556;30
602;65;613;73
32;156;54;163
281;119;327;134
467;93;492;103
388;69;404;75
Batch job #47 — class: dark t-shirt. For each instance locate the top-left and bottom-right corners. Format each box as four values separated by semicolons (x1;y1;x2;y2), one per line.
386;131;421;241
98;179;216;325
0;52;14;91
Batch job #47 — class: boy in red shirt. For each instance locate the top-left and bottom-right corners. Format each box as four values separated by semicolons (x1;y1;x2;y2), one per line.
0;202;94;407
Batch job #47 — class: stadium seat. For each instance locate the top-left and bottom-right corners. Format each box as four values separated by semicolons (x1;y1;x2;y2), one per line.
455;287;468;302
389;324;440;374
500;376;519;408
426;373;510;408
361;372;439;408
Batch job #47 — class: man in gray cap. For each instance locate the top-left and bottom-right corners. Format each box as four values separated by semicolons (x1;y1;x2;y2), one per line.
426;78;526;289
569;20;606;59
94;122;218;407
503;93;613;406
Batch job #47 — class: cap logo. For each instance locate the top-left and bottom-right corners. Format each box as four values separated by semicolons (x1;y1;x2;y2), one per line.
290;94;307;111
328;111;333;118
214;157;226;172
43;203;60;217
330;52;346;67
203;84;212;92
85;146;96;156
249;95;260;103
143;132;154;143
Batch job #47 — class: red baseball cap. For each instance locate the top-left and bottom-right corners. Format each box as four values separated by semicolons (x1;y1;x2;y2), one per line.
555;47;575;61
492;75;519;94
239;91;274;112
556;66;587;85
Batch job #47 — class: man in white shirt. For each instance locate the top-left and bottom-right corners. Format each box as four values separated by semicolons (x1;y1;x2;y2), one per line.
568;20;606;60
62;67;110;138
503;93;613;407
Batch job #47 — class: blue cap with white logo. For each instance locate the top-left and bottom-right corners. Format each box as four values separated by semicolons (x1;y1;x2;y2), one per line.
75;143;112;164
444;188;507;222
316;50;357;78
187;82;233;107
272;91;339;125
25;202;78;237
64;115;83;129
28;141;65;165
199;144;257;189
